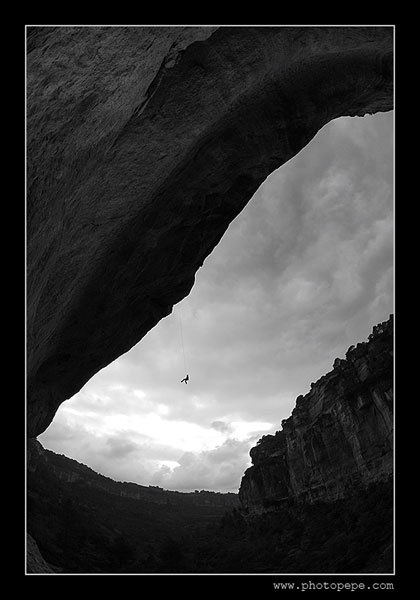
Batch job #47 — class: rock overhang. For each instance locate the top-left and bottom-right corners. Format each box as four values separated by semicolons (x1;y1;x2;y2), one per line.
26;26;394;437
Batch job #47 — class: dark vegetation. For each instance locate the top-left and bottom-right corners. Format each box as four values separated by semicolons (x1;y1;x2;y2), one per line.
173;479;393;574
27;450;392;573
27;451;234;573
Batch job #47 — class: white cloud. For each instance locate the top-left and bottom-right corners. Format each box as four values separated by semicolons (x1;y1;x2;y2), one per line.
150;437;262;492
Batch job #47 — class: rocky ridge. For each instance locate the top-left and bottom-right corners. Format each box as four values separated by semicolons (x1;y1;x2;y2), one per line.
28;439;238;507
239;316;393;507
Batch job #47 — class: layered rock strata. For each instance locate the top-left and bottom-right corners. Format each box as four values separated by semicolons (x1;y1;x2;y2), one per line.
27;26;393;437
239;316;393;507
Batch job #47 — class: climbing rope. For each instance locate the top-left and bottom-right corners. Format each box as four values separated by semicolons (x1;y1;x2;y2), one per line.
178;307;187;374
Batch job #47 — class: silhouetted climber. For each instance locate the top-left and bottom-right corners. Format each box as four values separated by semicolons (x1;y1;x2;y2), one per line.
181;374;189;384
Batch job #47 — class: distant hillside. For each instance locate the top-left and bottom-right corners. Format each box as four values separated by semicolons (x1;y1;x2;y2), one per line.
27;440;238;573
30;440;238;507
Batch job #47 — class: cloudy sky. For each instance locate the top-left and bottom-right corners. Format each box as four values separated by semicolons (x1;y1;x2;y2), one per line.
39;111;394;493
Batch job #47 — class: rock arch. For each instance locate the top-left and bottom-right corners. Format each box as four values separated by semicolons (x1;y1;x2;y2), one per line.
27;26;393;437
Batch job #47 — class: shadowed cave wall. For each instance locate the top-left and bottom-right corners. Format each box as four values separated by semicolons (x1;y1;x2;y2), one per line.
27;26;393;438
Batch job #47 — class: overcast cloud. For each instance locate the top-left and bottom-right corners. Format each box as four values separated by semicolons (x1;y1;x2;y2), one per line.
39;112;394;493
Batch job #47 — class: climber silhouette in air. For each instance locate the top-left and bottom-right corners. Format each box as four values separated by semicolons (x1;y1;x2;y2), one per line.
181;374;189;384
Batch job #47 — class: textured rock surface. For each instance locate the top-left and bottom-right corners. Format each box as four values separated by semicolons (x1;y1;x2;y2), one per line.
27;26;393;437
26;533;53;573
239;316;393;507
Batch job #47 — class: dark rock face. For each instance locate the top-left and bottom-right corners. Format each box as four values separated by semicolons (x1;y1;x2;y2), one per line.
26;533;53;573
27;26;393;437
239;316;393;507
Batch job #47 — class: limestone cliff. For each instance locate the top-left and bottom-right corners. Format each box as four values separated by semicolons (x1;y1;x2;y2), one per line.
27;26;393;437
239;316;393;507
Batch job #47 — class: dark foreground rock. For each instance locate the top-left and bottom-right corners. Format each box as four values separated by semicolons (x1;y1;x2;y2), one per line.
26;533;53;574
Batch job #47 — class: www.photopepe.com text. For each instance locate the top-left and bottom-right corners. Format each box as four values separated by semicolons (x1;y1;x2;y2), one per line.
273;581;394;592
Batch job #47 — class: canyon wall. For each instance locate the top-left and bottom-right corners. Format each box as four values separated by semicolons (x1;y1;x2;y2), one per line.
239;316;393;507
27;26;393;437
